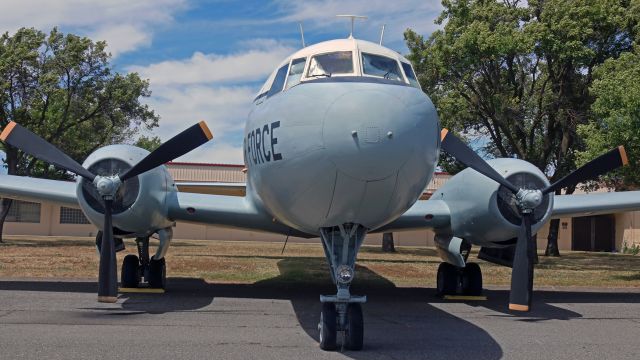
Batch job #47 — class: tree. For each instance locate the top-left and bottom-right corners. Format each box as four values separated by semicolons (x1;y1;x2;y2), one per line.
405;0;637;256
577;47;640;190
0;27;159;242
135;135;162;152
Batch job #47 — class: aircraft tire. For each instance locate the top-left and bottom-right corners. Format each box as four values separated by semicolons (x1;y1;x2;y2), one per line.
436;262;459;296
462;262;483;296
148;257;166;289
121;254;140;288
319;302;337;351
344;303;364;351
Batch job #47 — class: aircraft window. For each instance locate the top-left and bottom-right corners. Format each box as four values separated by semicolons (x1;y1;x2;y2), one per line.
307;51;353;77
285;57;306;90
267;64;289;97
401;62;421;88
362;53;403;82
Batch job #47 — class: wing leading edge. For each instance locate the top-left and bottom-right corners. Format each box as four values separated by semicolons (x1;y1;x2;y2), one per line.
0;175;78;206
551;190;640;218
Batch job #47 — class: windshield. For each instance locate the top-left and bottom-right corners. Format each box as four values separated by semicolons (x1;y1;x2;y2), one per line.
307;51;353;77
285;57;306;90
401;62;421;88
362;53;403;82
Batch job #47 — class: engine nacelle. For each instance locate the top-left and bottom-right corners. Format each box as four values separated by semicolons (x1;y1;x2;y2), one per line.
432;158;554;247
76;145;176;237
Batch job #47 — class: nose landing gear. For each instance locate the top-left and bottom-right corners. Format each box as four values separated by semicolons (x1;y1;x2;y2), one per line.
318;224;367;351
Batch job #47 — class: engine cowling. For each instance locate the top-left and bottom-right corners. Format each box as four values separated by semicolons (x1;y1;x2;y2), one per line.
76;145;176;237
432;158;554;247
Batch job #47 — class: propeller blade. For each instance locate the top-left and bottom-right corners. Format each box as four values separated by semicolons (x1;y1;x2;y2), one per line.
120;121;213;181
440;129;520;193
0;121;96;181
97;199;118;303
509;213;535;312
543;146;628;195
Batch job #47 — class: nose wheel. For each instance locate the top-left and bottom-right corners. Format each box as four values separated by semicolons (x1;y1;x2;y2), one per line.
318;224;367;351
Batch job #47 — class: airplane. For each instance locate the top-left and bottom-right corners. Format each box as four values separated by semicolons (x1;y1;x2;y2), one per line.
1;18;639;351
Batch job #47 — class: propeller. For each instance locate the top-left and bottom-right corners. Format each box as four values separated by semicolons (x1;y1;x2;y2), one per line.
0;121;213;302
440;129;628;312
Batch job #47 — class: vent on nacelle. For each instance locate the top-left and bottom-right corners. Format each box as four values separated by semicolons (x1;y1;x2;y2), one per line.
81;158;140;214
497;172;550;226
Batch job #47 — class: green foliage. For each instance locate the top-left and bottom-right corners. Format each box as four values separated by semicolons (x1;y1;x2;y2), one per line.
405;0;636;179
134;135;162;152
622;241;640;255
0;27;159;179
577;47;640;190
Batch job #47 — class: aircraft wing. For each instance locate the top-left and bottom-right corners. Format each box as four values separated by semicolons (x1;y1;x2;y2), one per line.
0;175;78;206
371;199;451;233
174;181;246;196
551;191;640;218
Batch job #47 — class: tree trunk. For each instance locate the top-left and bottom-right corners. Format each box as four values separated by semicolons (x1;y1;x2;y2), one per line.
545;218;561;256
382;232;396;252
0;198;13;243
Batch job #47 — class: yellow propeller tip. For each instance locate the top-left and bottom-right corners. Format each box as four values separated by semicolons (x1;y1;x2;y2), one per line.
0;121;17;142
440;128;449;142
509;303;529;312
198;121;213;141
618;145;629;166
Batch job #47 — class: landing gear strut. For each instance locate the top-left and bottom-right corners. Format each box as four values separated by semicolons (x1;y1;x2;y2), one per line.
436;262;483;296
318;224;367;351
120;228;172;289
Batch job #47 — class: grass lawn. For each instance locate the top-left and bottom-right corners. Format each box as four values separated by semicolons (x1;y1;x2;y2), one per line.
0;236;639;289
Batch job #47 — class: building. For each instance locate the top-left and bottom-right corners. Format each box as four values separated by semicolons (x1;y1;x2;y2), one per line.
3;162;638;251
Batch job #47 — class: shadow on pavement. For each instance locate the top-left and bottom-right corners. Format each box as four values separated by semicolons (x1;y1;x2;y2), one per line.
2;259;640;358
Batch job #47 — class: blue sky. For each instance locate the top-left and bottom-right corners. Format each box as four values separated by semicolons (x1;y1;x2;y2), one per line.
1;0;443;164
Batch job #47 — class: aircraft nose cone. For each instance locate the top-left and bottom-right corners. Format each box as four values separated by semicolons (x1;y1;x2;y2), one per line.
322;88;428;181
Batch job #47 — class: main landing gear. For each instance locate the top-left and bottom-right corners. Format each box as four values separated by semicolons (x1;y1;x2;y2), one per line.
436;262;483;296
120;228;172;289
318;224;367;351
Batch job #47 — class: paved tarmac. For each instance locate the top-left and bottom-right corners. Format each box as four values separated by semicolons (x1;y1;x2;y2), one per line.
0;278;639;360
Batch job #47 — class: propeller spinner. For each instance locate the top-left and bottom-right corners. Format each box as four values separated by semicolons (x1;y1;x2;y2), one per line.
440;129;628;311
0;121;213;302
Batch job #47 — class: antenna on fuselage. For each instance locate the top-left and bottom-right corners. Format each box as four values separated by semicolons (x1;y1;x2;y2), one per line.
336;14;367;39
379;24;386;45
298;22;306;48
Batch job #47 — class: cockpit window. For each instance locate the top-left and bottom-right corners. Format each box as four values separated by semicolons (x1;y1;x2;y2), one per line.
401;62;421;88
307;51;353;78
285;57;306;90
362;53;403;82
267;64;289;98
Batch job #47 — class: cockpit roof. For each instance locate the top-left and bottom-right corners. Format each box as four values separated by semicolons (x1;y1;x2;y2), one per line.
277;38;410;68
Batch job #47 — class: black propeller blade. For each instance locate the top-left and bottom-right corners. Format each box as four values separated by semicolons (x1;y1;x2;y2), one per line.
97;199;117;302
439;128;629;312
120;121;213;181
0;122;96;181
1;121;213;303
440;129;519;193
542;146;628;195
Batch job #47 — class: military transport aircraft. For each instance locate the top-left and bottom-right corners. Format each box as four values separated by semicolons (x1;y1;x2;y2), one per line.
0;23;639;351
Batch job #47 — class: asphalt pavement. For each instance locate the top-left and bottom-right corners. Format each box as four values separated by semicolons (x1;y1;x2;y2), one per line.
0;278;639;360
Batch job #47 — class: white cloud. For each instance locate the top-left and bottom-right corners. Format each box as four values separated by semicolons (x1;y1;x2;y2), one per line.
134;40;294;164
0;0;186;57
128;42;294;86
274;0;443;49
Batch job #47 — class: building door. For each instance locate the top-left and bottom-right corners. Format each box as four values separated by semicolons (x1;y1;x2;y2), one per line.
571;215;615;252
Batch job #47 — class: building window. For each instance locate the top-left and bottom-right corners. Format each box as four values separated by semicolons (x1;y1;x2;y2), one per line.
59;207;91;224
6;200;41;223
